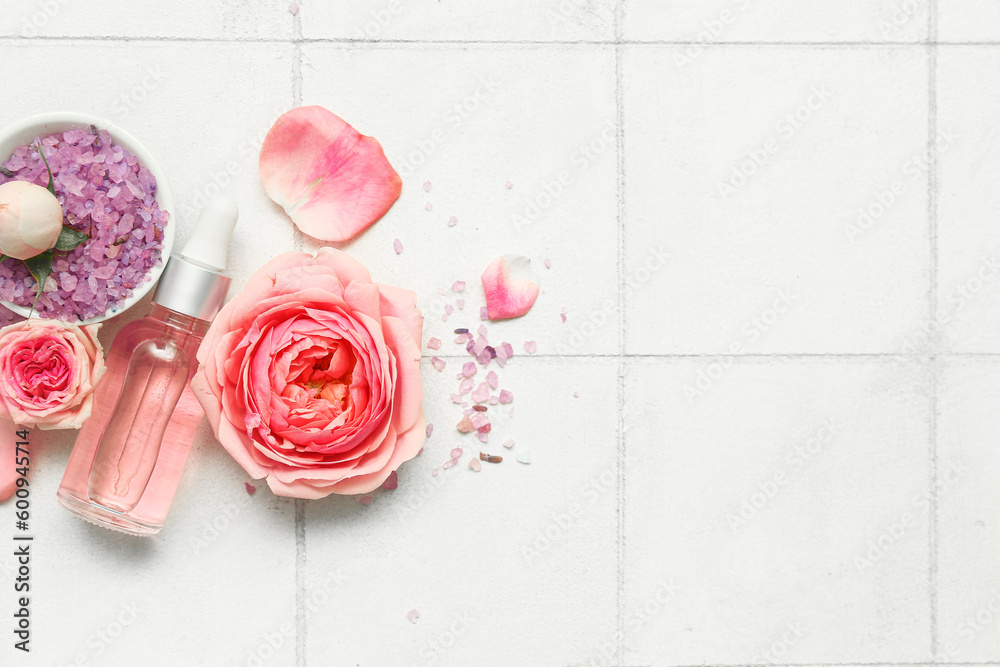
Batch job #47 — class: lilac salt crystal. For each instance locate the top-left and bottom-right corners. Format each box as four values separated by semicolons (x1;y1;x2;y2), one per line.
452;280;465;292
501;342;514;358
423;180;432;193
451;394;463;404
393;238;403;254
462;361;477;378
431;357;446;372
476;349;492;367
427;337;442;350
544;258;552;269
407;609;421;624
448;216;458;227
486;370;499;389
444;304;454;316
480;306;488;320
499;389;514;404
425;202;433;211
524;341;538;354
426;423;434;437
458;378;473;394
0;129;169;321
489;396;499;405
456;298;465;309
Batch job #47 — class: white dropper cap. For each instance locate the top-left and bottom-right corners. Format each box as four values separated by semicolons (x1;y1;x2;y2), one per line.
179;195;239;271
152;197;239;322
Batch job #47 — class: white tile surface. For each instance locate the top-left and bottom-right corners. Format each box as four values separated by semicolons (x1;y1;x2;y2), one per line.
300;0;616;42
623;46;930;355
937;359;1000;662
299;44;620;356
623;0;930;43
0;2;997;665
937;47;1000;353
303;358;619;666
623;358;933;665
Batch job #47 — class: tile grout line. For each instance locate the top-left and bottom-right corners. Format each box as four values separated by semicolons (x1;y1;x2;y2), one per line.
292;6;306;667
614;1;627;665
927;0;940;658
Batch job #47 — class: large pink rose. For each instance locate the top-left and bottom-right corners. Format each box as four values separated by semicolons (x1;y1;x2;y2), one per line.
191;248;425;498
0;319;105;499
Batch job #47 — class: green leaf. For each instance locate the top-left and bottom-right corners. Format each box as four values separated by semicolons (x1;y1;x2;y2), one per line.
36;142;55;197
0;254;9;262
23;251;53;318
55;225;89;252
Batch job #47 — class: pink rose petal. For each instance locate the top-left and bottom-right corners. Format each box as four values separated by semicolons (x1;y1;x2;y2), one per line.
259;106;401;242
482;255;540;320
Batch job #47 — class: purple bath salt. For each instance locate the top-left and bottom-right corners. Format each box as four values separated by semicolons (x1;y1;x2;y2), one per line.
0;128;168;321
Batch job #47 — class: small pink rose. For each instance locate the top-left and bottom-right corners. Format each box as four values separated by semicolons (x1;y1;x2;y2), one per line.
0;181;64;260
192;248;425;499
0;319;105;499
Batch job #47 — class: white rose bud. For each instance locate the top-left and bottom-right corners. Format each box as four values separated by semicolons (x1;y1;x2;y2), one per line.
0;180;63;260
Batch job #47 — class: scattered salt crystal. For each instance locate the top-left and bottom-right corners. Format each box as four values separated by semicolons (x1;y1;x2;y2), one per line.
444;304;454;316
472;383;490;404
451;394;463;404
245;482;257;495
475;432;489;443
382;471;398;490
359;495;374;506
480;306;489;320
573;391;580;398
524;341;537;354
432;469;439;477
454;334;469;344
457;415;474;433
472;404;487;412
452;281;466;292
516;451;532;464
458;378;473;394
451;447;463;459
425;202;433;211
561;313;567;323
456;298;465;309
288;1;299;14
431;357;446;372
505;181;514;189
499;389;514;404
503;438;515;449
443;459;457;470
477;324;488;336
437;287;447;296
501;342;514;358
427;337;442;350
462;362;477;378
425;423;434;437
486;371;498;389
469;458;482;472
471;413;489;429
448;216;458;227
393;238;403;254
544;258;552;269
423;180;432;192
488;396;499;405
407;609;421;624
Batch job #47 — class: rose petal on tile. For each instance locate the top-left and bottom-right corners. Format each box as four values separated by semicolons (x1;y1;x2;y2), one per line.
259;106;401;242
482;254;540;320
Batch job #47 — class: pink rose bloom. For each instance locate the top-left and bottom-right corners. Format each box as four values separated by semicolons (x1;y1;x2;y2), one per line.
192;248;425;498
0;319;105;499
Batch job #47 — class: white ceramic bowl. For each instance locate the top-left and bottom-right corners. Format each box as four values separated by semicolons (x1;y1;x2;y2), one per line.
0;112;175;324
